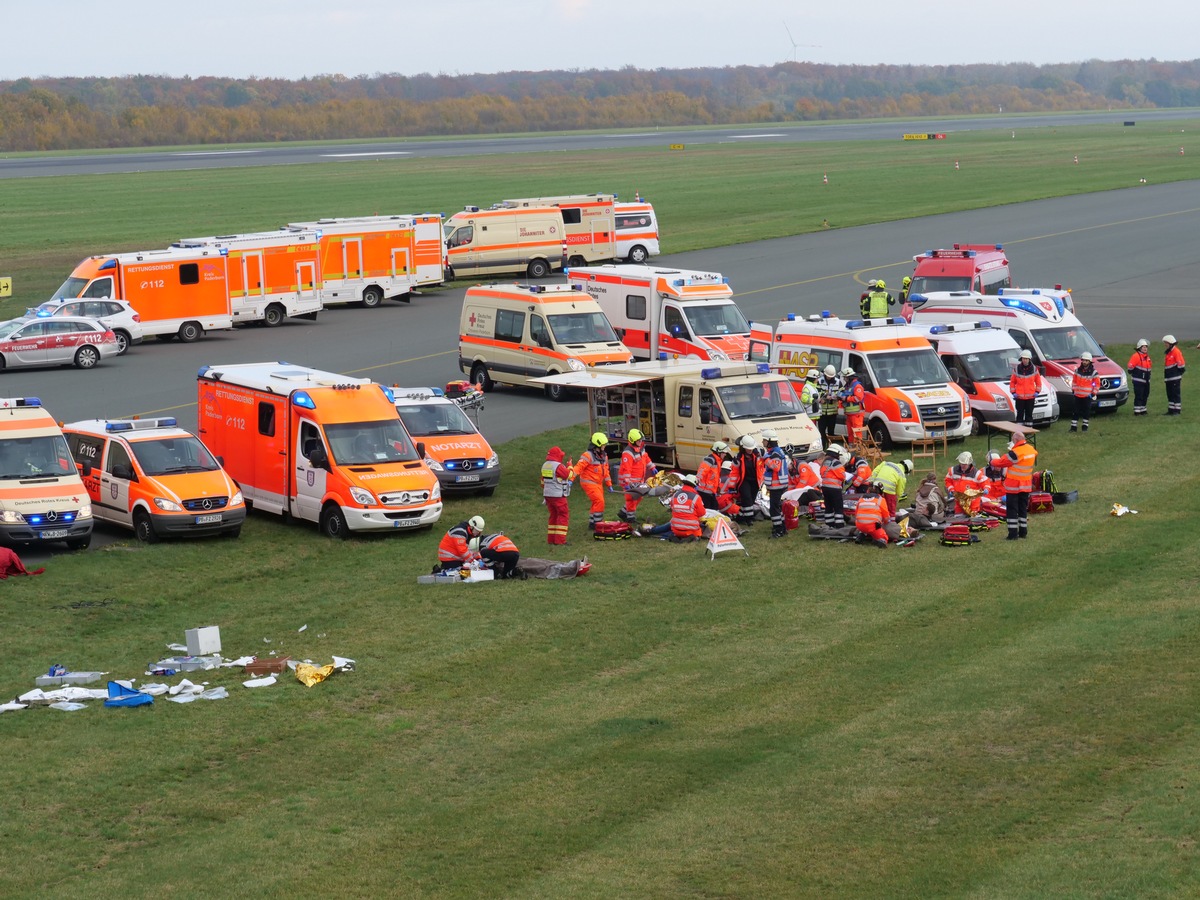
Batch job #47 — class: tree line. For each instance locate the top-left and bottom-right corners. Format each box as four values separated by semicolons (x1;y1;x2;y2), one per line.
2;59;1197;152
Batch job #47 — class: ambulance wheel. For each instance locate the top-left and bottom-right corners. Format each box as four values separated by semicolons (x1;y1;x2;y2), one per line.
134;511;158;544
527;259;551;279
568;255;586;269
545;380;570;402
264;304;286;327
470;363;494;392
178;321;203;343
361;286;384;308
970;416;983;437
74;345;101;369
628;245;649;264
114;330;132;355
320;504;349;540
65;534;91;551
0;354;6;370
869;420;891;449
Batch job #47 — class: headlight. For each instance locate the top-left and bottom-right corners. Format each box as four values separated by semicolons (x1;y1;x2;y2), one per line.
431;481;441;501
708;350;729;361
896;400;913;419
77;503;92;519
994;394;1011;411
0;509;24;524
153;498;183;512
567;357;585;372
349;486;375;505
424;456;444;472
230;490;243;506
486;452;499;469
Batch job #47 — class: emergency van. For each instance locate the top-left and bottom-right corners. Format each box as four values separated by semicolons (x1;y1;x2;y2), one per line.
281;214;444;307
909;289;1128;410
921;321;1059;430
532;359;822;471
51;246;235;342
458;282;634;401
392;386;500;496
497;194;617;269
63;417;246;542
196;363;442;538
443;205;566;280
748;313;972;447
909;244;1012;296
614;199;660;263
171;228;324;325
568;264;751;362
0;397;92;550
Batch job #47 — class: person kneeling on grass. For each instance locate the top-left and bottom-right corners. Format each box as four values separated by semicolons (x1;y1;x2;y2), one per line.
472;533;522;579
640;474;707;542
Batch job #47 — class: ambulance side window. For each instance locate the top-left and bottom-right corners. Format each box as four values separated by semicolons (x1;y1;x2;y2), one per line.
258;402;275;437
1008;330;1035;358
81;277;113;299
699;388;722;425
449;226;473;248
106;441;133;479
664;306;687;337
300;422;323;460
626;295;647;320
560;209;582;225
529;315;550;348
495;309;525;344
67;434;104;470
179;264;200;286
849;353;870;391
678;386;693;418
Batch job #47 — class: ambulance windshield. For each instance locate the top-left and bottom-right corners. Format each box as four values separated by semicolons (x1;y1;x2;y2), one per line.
685;303;750;337
867;349;952;387
910;275;972;294
547;312;618;345
327;421;418;466
0;435;75;479
960;349;1020;382
395;402;477;437
49;277;89;301
717;380;804;420
130;436;220;476
1030;326;1103;361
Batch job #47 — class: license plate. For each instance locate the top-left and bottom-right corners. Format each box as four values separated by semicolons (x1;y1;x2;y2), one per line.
392;519;421;528
195;514;222;524
455;474;481;483
1099;399;1116;408
39;529;68;539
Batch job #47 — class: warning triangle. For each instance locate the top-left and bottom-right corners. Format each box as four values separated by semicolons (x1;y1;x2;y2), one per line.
707;517;748;559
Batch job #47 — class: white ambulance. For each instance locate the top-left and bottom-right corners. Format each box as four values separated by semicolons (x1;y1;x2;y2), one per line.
614;199;660;263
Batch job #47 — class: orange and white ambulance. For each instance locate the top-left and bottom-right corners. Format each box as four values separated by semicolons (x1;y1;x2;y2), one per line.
197;363;442;537
392;386;500;496
614;199;660;263
569;265;751;362
497;194;617;269
63;417;246;542
459;283;634;401
909;244;1012;296
0;397;92;550
749;313;972;447
443;205;566;280
281;213;445;307
51;246;235;342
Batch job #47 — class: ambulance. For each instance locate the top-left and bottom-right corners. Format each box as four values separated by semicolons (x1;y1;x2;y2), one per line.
921;321;1060;430
280;214;445;307
50;246;236;342
496;194;617;269
63;417;246;542
909;289;1128;411
568;265;750;361
614;199;660;263
0;397;93;550
458;283;634;401
391;386;500;496
443;205;566;280
748;313;972;447
909;244;1012;296
196;363;442;538
532;359;822;471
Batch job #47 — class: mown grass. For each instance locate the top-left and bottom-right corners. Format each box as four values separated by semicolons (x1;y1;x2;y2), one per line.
2;348;1199;897
2;119;1199;315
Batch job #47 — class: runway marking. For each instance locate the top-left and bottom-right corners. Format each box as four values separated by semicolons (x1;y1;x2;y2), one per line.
322;151;412;158
174;150;260;156
729;133;786;139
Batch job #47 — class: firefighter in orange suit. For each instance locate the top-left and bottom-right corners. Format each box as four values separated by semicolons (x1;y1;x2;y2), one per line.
819;443;849;528
839;367;865;443
855;481;891;548
1127;339;1152;416
1069;351;1100;432
696;441;729;510
572;432;613;531
945;450;987;515
668;474;706;541
542;446;572;545
1009;349;1042;429
1163;334;1185;415
617;428;657;524
436;515;484;572
994;433;1037;540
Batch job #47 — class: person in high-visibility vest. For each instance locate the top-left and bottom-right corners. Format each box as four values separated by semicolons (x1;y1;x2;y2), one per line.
696;441;729;511
854;480;891;548
761;429;789;538
436;516;485;572
800;371;822;434
816;365;843;446
727;435;763;524
617;428;658;524
668;474;706;541
861;279;894;319
845;454;873;493
819;443;849;528
839;367;865;444
1127;338;1152;416
1009;349;1042;429
945;450;987;515
858;279;878;317
1069;352;1100;432
870;457;913;518
572;432;613;530
994;432;1038;540
541;446;572;545
1163;334;1186;415
982;451;1006;503
473;532;521;579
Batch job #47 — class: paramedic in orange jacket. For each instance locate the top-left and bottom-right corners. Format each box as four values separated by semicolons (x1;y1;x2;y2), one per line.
696;441;729;510
1127;339;1152;416
1009;349;1042;429
475;532;521;579
854;481;891;548
617;429;658;523
994;432;1038;540
819;443;849;528
1163;334;1185;415
572;432;613;531
945;450;987;515
542;446;572;545
839;367;865;443
436;515;485;572
1069;352;1100;432
668;474;706;541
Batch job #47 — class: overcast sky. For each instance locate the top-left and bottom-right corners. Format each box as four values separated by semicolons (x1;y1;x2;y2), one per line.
4;0;1195;81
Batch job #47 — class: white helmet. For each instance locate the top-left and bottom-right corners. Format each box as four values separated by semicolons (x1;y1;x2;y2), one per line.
467;515;485;534
838;450;851;466
957;451;973;466
826;442;845;456
760;429;779;443
1136;338;1149;349
986;450;1001;462
468;538;480;552
824;364;837;377
1164;334;1177;345
901;459;913;473
1080;351;1093;362
711;440;730;454
841;367;855;378
867;279;878;288
679;473;699;486
1019;349;1032;360
738;435;759;450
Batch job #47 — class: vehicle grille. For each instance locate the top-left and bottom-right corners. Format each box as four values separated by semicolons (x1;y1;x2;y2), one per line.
25;509;82;526
918;403;961;430
380;490;432;507
445;458;487;472
1099;376;1122;390
182;497;228;511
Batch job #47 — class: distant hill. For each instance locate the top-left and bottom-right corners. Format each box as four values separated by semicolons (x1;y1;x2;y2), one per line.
2;60;1197;152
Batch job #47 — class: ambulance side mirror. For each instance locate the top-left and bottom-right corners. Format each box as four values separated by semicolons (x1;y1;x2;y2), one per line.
111;463;135;481
416;441;426;459
80;461;93;478
307;446;329;469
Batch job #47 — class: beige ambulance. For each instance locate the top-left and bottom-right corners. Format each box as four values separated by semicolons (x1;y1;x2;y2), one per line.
443;205;566;280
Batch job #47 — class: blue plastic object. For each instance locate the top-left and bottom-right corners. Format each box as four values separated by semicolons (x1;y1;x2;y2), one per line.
104;681;153;708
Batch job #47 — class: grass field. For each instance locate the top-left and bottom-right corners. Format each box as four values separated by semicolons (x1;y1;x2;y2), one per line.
2;123;1200;897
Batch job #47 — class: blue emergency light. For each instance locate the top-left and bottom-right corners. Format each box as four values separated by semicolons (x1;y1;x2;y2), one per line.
6;398;42;407
30;512;76;525
658;351;668;360
756;363;770;374
786;313;796;321
820;310;832;318
105;422;134;432
701;367;721;379
35;308;53;318
99;259;117;270
292;391;317;410
379;386;396;403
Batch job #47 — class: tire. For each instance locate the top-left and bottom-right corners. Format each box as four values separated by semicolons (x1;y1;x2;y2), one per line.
527;258;551;279
970;414;983;437
74;345;101;369
567;255;586;269
361;286;384;308
869;419;892;450
628;245;649;264
114;330;131;355
470;362;494;392
134;510;158;544
320;504;349;539
178;321;203;343
0;354;6;370
263;304;285;327
65;533;92;551
545;380;570;402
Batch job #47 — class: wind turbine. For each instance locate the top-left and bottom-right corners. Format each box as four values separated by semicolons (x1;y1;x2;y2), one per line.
783;21;820;61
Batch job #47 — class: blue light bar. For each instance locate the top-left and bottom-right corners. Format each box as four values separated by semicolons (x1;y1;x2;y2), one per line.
14;397;42;407
756;363;770;374
105;422;134;432
786;313;796;321
99;259;117;271
36;308;53;318
292;391;317;410
659;351;668;360
820;310;832;318
379;386;396;403
929;325;948;334
979;320;993;328
999;296;1050;319
845;320;867;329
700;367;721;379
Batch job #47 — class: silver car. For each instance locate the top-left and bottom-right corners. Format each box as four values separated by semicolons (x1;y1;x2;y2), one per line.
0;316;119;370
33;298;144;355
